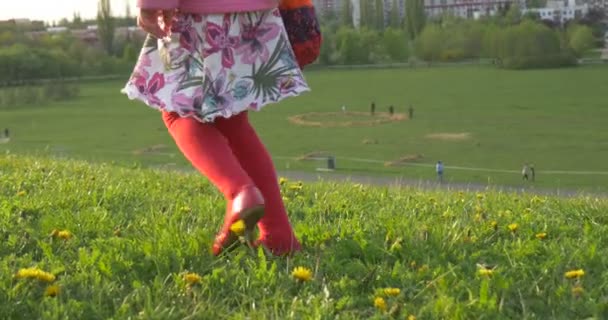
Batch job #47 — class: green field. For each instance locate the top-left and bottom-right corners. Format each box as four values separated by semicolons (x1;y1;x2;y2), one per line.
2;155;608;319
1;65;608;192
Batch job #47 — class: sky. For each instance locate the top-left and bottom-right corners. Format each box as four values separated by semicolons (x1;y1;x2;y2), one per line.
0;0;138;23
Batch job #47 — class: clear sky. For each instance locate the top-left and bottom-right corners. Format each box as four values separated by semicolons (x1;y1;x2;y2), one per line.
0;0;138;23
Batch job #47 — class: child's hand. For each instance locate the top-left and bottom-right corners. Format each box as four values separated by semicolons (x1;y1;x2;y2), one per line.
138;9;175;38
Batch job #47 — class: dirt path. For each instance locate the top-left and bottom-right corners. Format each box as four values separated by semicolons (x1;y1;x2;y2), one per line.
277;170;606;198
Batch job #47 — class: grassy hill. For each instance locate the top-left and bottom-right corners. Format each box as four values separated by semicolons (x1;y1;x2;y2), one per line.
1;65;608;191
1;155;607;319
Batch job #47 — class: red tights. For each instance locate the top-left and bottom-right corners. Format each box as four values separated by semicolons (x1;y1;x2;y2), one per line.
162;111;301;255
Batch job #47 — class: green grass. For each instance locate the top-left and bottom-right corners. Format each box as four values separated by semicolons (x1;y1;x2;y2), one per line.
2;155;608;319
1;65;608;191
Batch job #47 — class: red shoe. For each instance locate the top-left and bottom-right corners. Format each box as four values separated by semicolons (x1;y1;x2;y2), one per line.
212;186;265;256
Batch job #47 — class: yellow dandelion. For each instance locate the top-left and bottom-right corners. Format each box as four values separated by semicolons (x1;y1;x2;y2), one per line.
17;190;27;196
565;269;585;279
478;266;495;277
383;288;401;296
571;285;584;297
279;177;288;185
184;272;202;285
535;232;547;240
408;315;417;320
374;297;387;311
490;221;498;230
507;223;518;232
292;266;313;282
45;285;60;297
180;206;192;213
57;230;72;240
230;219;246;236
16;267;56;282
289;183;303;191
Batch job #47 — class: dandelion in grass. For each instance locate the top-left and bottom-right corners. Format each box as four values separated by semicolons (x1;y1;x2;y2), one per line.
17;190;26;196
477;264;495;277
408;315;417;320
565;269;585;279
535;232;547;240
418;264;429;273
507;223;518;232
180;206;192;213
571;285;584;297
16;267;56;282
292;266;313;282
57;230;72;240
279;177;288;185
45;285;60;297
289;183;303;191
490;221;498;230
374;297;387;311
184;272;202;285
476;193;484;200
230;219;246;236
383;288;401;296
51;229;73;240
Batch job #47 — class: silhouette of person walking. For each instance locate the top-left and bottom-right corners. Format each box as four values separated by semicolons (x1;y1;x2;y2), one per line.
389;105;394;116
3;128;8;138
371;102;376;116
436;161;444;183
408;105;414;119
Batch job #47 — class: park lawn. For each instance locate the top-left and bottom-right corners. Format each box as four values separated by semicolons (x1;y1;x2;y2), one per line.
1;155;608;319
1;65;607;191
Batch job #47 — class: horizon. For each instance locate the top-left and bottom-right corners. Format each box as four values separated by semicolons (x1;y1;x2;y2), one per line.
0;0;137;23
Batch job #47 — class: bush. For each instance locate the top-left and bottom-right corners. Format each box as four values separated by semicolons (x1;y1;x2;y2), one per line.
0;83;80;109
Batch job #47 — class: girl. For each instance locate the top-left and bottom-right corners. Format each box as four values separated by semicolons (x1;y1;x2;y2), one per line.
123;0;317;256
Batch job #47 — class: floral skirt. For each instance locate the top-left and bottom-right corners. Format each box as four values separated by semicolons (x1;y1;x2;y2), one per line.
122;9;310;123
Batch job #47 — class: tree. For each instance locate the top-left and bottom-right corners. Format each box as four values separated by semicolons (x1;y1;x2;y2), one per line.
72;12;84;29
383;28;409;61
97;0;116;55
375;0;385;30
406;0;426;40
415;24;443;63
341;0;353;27
359;0;376;29
568;24;595;57
389;0;401;29
505;3;522;25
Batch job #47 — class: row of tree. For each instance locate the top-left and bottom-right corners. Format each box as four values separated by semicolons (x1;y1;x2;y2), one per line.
0;0;603;85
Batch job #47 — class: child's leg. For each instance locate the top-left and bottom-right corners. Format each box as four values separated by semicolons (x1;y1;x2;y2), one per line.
162;112;264;255
215;112;301;255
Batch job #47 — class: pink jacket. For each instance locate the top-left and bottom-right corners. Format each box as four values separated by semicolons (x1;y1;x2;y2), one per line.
137;0;279;14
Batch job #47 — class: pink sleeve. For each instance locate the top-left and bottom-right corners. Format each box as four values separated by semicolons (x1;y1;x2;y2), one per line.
137;0;179;10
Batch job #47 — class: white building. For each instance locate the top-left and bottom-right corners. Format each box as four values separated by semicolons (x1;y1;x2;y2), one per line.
523;0;589;25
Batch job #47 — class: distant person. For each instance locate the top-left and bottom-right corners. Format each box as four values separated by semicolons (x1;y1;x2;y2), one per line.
522;163;530;181
341;105;347;113
408;105;414;119
119;1;309;256
530;164;535;182
436;161;444;183
388;105;394;116
371;102;376;116
3;128;8;138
